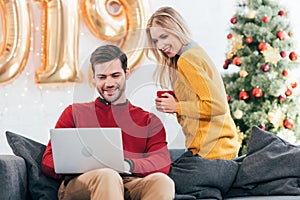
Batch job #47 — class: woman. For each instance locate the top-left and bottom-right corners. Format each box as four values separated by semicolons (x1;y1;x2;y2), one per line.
145;6;240;160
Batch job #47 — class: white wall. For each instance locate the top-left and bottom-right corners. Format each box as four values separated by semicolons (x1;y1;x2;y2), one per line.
1;0;300;154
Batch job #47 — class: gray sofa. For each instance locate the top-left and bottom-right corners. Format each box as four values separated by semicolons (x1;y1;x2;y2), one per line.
1;128;300;200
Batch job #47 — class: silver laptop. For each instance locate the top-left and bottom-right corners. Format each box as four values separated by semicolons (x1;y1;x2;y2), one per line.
50;128;130;174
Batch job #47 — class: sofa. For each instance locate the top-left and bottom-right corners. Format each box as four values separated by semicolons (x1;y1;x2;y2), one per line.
1;127;300;200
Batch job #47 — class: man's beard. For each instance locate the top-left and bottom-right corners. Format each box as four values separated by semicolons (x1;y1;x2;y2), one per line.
98;86;125;103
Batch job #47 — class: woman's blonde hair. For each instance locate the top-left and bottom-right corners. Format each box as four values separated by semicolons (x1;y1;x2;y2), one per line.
145;6;192;88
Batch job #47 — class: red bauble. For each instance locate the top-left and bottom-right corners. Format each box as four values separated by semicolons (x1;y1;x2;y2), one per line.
277;30;285;40
252;87;263;98
225;59;231;64
258;42;268;51
223;63;229;69
280;51;286;58
245;36;253;44
285;88;293;96
278;94;286;103
261;64;270;72
278;10;285;16
227;95;231;102
259;124;266;130
289;51;298;61
239;90;249;100
283;119;294;130
291;81;297;89
262;15;269;23
223;59;230;69
282;69;288;76
232;56;241;66
227;33;233;39
230;17;237;24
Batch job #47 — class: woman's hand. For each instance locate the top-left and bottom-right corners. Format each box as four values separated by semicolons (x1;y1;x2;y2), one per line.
155;92;178;113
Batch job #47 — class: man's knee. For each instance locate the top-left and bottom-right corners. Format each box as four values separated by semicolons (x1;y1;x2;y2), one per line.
147;172;175;191
91;168;122;183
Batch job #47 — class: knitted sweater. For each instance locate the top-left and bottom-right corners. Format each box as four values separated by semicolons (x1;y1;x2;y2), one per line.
42;98;171;180
174;46;240;160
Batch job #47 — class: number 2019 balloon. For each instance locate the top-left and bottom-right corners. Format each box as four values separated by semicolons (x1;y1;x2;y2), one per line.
0;0;147;85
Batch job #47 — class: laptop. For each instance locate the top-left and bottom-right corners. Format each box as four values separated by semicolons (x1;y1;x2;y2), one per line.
50;128;130;174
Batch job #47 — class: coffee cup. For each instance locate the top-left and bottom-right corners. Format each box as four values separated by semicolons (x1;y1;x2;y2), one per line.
157;90;175;98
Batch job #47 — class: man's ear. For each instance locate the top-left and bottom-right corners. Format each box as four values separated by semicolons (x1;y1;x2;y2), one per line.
125;68;130;80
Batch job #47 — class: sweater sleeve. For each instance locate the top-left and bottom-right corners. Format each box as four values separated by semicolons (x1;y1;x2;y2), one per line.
130;114;171;176
41;105;75;180
176;55;228;119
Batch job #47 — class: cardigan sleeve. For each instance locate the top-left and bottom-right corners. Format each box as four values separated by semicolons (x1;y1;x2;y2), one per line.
176;55;228;119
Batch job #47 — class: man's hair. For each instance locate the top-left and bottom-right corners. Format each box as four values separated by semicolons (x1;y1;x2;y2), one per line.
90;44;128;74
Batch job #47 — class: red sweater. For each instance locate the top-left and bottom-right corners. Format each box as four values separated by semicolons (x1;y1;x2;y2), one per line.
42;98;171;180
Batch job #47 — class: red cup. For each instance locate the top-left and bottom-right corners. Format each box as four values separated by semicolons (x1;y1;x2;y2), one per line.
157;90;175;98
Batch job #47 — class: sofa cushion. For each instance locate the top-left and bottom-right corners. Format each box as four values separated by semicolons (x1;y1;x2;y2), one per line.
6;131;60;200
0;155;28;200
226;126;300;197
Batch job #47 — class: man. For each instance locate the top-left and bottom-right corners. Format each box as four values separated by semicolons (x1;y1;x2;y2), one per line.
41;44;175;200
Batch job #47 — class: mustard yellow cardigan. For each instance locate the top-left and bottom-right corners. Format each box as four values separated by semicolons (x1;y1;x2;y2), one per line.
174;46;240;160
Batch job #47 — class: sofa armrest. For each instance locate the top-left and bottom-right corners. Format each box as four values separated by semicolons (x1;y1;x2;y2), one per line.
0;154;29;200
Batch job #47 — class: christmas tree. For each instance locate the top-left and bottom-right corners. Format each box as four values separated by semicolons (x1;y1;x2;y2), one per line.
222;0;300;155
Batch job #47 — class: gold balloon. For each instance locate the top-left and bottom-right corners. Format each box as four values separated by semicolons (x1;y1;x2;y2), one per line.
35;0;81;84
82;0;148;71
0;0;31;85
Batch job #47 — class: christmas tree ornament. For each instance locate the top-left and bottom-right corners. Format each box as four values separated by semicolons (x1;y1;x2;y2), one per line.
285;88;293;96
232;56;241;66
267;108;285;129
291;81;297;89
245;36;253;44
282;69;288;76
283;119;294;130
277;30;285;40
261;64;270;72
230;33;244;54
258;41;268;51
246;9;256;19
278;10;285;16
236;126;246;147
223;63;229;69
252;87;263;98
227;52;234;59
262;15;269;23
259;124;266;130
239;69;248;78
233;109;243;119
289;51;298;61
230;17;237;24
280;51;286;58
227;95;231;102
262;46;281;65
227;33;233;39
278;94;286;103
239;90;249;100
288;31;293;37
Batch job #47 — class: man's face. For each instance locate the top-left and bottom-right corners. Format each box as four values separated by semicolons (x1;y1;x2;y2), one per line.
93;58;129;105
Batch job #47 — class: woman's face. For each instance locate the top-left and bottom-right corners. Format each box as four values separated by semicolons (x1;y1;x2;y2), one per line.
149;24;184;58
